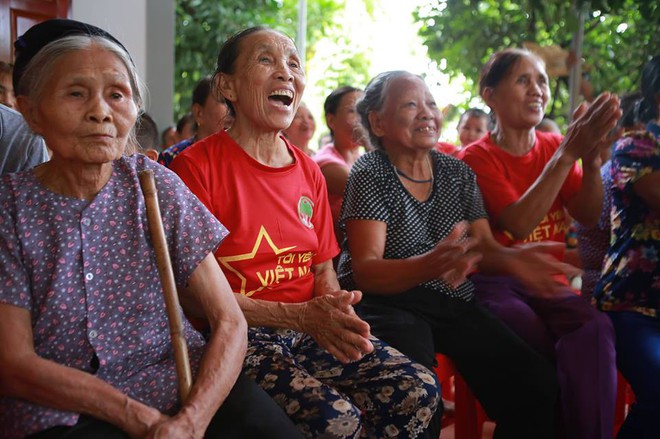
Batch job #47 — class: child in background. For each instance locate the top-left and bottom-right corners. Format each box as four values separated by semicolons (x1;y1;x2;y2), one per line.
457;108;489;147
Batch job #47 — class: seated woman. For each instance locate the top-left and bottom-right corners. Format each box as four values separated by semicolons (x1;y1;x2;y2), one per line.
458;48;620;439
0;19;303;439
594;56;660;439
336;70;565;439
170;27;439;439
313;86;364;236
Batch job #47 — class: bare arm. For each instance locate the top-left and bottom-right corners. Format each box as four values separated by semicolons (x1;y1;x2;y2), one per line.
320;163;350;198
154;253;247;437
313;259;341;296
346;219;480;294
634;171;660;213
0;303;165;438
498;93;621;238
471;219;580;297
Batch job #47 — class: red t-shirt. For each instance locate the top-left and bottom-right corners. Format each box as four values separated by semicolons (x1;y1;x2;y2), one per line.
458;131;583;247
170;130;339;303
435;141;460;157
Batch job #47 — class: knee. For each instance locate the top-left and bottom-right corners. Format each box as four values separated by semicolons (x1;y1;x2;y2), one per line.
577;307;616;342
378;363;441;420
310;398;363;439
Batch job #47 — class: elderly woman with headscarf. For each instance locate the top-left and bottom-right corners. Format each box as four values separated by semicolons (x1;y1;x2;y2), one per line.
0;19;304;439
170;27;439;439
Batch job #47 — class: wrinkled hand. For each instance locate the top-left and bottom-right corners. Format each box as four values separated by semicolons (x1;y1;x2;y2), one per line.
145;412;200;439
426;222;482;288
509;243;582;298
560;92;622;163
298;290;374;364
582;125;624;169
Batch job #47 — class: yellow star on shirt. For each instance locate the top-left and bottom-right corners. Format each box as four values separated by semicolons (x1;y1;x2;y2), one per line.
218;225;296;296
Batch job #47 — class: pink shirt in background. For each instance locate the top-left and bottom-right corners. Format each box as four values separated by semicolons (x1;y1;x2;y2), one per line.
313;143;349;225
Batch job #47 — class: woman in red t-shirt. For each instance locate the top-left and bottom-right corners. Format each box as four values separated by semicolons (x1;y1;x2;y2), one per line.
171;26;440;439
459;48;620;439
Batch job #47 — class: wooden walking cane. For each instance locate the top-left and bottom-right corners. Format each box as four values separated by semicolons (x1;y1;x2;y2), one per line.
139;170;193;402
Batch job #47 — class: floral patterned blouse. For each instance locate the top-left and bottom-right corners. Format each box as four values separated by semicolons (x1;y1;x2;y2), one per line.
0;155;228;438
594;123;660;317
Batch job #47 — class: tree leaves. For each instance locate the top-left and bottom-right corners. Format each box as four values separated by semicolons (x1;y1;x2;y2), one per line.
416;0;659;126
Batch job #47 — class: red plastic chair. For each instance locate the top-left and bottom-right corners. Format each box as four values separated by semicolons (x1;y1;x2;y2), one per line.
614;371;635;435
434;353;489;439
436;353;635;439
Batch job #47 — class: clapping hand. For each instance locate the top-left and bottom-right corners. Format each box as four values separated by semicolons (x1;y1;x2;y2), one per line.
426;221;482;288
561;92;622;165
509;242;582;298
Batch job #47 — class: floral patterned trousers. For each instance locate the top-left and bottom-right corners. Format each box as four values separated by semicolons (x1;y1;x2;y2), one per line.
243;327;440;439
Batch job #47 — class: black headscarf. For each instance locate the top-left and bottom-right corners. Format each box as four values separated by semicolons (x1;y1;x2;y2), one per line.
13;18;132;95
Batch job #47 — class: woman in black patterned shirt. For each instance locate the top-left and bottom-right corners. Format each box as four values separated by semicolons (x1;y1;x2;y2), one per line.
337;71;578;439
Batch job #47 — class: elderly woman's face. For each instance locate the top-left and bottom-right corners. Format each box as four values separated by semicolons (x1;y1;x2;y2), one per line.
373;75;442;151
486;55;549;129
225;30;305;132
25;46;137;164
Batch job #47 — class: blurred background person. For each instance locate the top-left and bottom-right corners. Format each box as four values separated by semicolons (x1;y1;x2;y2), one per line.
161;125;177;149
175;112;195;144
0;61;17;109
313;86;363;237
536;116;562;134
134;112;161;160
0;104;48;175
282;101;315;155
456;107;489;148
159;76;230;167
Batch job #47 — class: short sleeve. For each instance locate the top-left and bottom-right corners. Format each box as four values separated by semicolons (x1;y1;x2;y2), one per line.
169;152;215;213
459;146;519;220
0;176;32;309
611;133;660;193
144;159;228;288
459;163;488;223
340;158;390;227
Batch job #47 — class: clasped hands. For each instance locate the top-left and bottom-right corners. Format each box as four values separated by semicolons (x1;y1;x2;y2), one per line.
297;289;374;364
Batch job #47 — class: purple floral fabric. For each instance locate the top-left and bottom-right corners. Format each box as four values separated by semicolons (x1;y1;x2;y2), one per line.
594;123;660;316
0;155;228;438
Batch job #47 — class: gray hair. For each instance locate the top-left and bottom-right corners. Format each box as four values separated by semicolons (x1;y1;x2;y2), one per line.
17;34;145;154
356;70;417;150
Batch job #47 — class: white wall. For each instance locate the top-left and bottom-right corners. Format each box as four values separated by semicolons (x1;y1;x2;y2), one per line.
71;0;175;137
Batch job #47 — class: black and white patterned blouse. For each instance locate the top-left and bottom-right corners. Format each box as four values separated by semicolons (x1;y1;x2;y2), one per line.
336;149;487;300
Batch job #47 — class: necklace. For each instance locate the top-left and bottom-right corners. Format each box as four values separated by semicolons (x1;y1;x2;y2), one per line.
394;155;434;183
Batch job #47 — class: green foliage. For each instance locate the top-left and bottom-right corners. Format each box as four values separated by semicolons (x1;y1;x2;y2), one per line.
415;0;659;127
174;0;370;122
